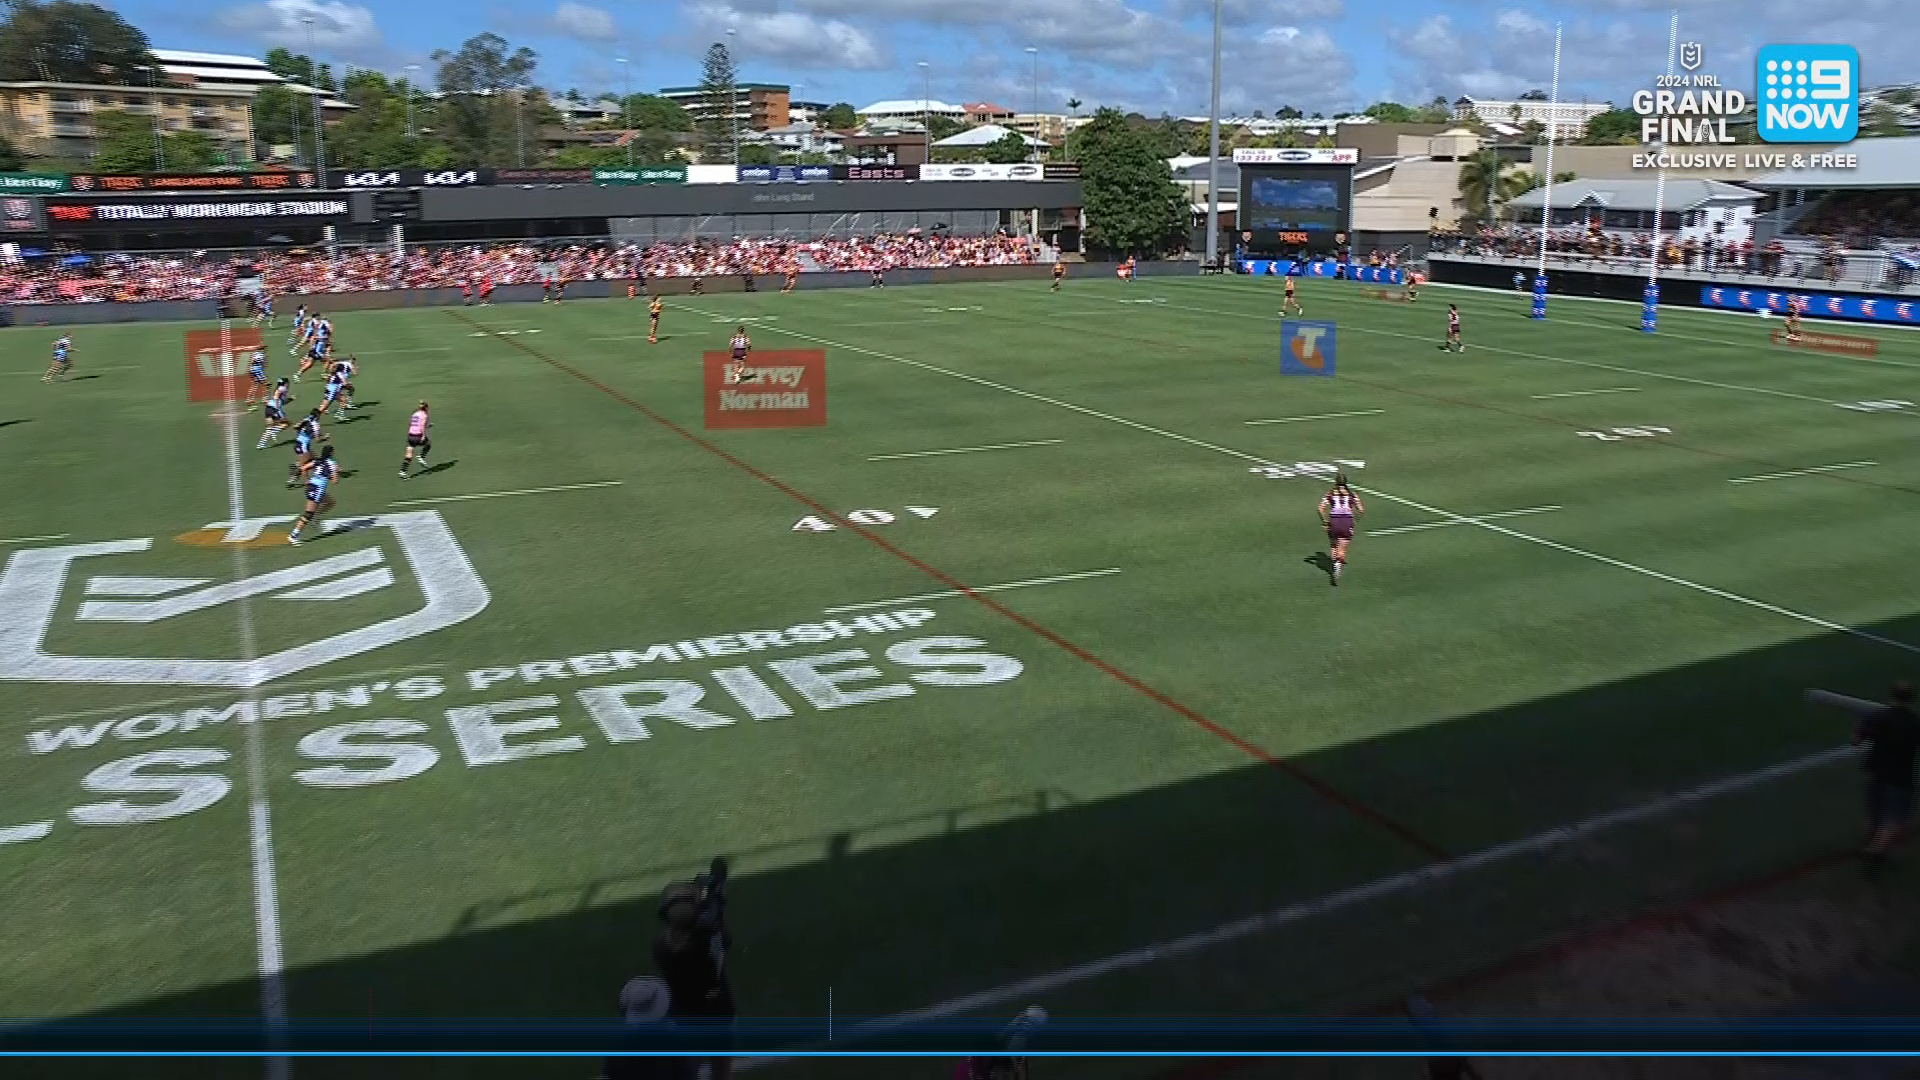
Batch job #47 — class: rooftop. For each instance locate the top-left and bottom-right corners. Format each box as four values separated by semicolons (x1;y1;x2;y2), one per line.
858;99;965;116
932;123;1046;148
659;83;790;96
1747;136;1920;190
1507;178;1761;212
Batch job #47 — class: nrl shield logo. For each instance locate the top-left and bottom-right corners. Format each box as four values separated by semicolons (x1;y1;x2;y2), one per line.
1679;42;1703;72
0;512;488;688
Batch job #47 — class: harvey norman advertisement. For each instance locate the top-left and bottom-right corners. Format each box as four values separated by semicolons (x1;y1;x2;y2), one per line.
46;196;350;228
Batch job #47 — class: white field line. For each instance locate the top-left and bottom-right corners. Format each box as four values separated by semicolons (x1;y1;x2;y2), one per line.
2;364;139;376
0;822;53;844
388;479;623;507
867;439;1063;462
1729;461;1878;485
1152;279;1847;407
1245;409;1385;426
1367;506;1561;537
763;317;1920;660
216;316;289;1079
357;346;454;355
739;742;1859;1065
0;533;69;545
19;662;449;728
822;569;1122;614
1531;387;1642;400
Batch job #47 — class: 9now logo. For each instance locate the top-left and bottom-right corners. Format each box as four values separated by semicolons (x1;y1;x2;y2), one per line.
1757;45;1859;143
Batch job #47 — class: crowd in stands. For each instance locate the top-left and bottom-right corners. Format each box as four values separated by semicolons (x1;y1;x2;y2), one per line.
0;234;1039;304
1434;225;1810;277
1789;191;1920;247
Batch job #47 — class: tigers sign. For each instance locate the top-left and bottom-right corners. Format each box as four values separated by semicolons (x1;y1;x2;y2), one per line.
703;350;826;429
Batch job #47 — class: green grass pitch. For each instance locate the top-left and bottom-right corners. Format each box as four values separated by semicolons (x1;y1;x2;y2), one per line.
3;273;1919;1075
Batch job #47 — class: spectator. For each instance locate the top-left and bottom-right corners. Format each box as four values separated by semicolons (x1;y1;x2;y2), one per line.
1856;681;1919;878
655;879;736;1080
603;976;697;1080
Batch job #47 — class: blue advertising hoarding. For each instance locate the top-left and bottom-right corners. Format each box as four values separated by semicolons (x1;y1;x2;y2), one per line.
1241;260;1402;284
1699;286;1920;324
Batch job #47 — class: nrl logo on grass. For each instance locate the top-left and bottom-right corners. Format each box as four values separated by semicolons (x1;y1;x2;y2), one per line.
0;512;489;688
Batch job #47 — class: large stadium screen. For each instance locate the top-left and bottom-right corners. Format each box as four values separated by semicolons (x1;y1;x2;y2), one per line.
1240;165;1352;255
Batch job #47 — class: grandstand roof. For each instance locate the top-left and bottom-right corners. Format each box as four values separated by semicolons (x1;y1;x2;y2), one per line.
1506;178;1761;213
932;123;1046;148
858;99;966;117
1747;136;1920;190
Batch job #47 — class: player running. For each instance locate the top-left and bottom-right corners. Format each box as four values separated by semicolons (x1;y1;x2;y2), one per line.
1402;271;1422;303
1052;262;1065;292
1318;473;1365;586
41;334;72;381
783;264;799;294
648;296;663;344
254;293;275;328
288;408;325;487
257;378;293;448
243;346;269;403
725;325;758;383
400;401;432;478
321;356;355;418
1513;270;1526;293
1784;299;1804;344
1442;304;1464;353
289;305;308;352
1282;269;1304;316
288;444;340;545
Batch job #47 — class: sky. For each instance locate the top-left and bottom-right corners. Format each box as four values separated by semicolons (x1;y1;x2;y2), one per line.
107;0;1920;116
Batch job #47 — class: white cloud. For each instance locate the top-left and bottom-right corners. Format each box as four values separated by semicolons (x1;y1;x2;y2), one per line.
551;2;618;43
215;0;382;55
1170;0;1343;24
688;1;888;70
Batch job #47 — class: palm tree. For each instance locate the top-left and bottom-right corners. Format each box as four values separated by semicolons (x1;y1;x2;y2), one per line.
1458;149;1528;225
1067;97;1082;118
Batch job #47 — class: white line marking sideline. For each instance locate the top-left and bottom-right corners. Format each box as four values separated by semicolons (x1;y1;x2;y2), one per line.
1729;461;1878;485
0;533;69;545
867;439;1064;462
822;568;1122;614
1367;506;1562;537
214;316;290;1079
767;316;1920;659
1245;409;1386;426
388;479;623;507
1530;387;1643;400
740;742;1859;1064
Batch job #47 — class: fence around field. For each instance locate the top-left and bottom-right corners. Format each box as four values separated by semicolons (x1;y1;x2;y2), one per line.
0;261;1198;326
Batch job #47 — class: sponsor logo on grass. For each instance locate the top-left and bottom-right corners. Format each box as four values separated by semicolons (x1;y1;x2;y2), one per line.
1280;320;1336;377
0;513;490;689
7;609;1030;841
705;349;827;429
183;327;265;401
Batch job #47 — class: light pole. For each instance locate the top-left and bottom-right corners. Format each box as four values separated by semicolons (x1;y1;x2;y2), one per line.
726;27;739;166
918;61;930;162
303;17;326;172
405;63;419;138
1206;0;1221;269
617;56;630;165
144;65;165;171
1025;46;1039;163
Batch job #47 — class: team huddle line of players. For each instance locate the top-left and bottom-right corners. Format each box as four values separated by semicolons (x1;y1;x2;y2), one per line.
243;296;434;544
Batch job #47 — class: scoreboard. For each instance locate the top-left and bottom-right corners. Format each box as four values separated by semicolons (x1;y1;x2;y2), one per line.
1232;148;1356;258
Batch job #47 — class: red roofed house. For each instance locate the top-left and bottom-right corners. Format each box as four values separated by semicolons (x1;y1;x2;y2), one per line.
964;102;1015;126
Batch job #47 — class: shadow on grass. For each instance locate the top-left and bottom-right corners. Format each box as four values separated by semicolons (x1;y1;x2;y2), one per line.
34;610;1920;1078
406;459;459;479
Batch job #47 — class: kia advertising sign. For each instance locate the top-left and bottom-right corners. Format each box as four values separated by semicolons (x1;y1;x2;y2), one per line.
327;169;494;189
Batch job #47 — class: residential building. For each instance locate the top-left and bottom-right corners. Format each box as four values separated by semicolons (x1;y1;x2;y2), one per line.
0;80;259;162
555;97;624;127
963;101;1015;126
1503;177;1763;244
856;99;965;130
659;83;790;133
1452;96;1611;139
755;121;844;157
153;49;285;93
1006;112;1071;144
933;123;1045;151
787;99;829;124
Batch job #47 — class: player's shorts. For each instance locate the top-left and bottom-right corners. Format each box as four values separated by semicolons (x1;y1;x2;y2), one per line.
406;434;426;448
304;483;328;504
731;350;747;362
265;405;285;422
1868;779;1914;828
250;371;267;384
1327;515;1354;541
294;439;313;456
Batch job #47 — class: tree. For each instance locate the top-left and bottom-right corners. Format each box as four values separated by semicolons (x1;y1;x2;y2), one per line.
626;93;690;132
1363;101;1417;123
737;142;775;165
1066;97;1081;117
1314;133;1335;149
433;32;538;165
1864;102;1907;138
1276;105;1302;120
0;133;21;170
821;101;856;129
0;1;152;84
927;114;967;141
1579;107;1641;145
982;129;1030;164
1068;107;1185;256
1417;95;1453;123
90;107;159;171
264;47;311;83
1518;89;1550;101
698;40;737;161
1457;148;1529;224
252;83;303;158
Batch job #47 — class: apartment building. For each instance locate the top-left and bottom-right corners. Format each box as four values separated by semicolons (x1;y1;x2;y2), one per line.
659;83;791;133
0;81;256;162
